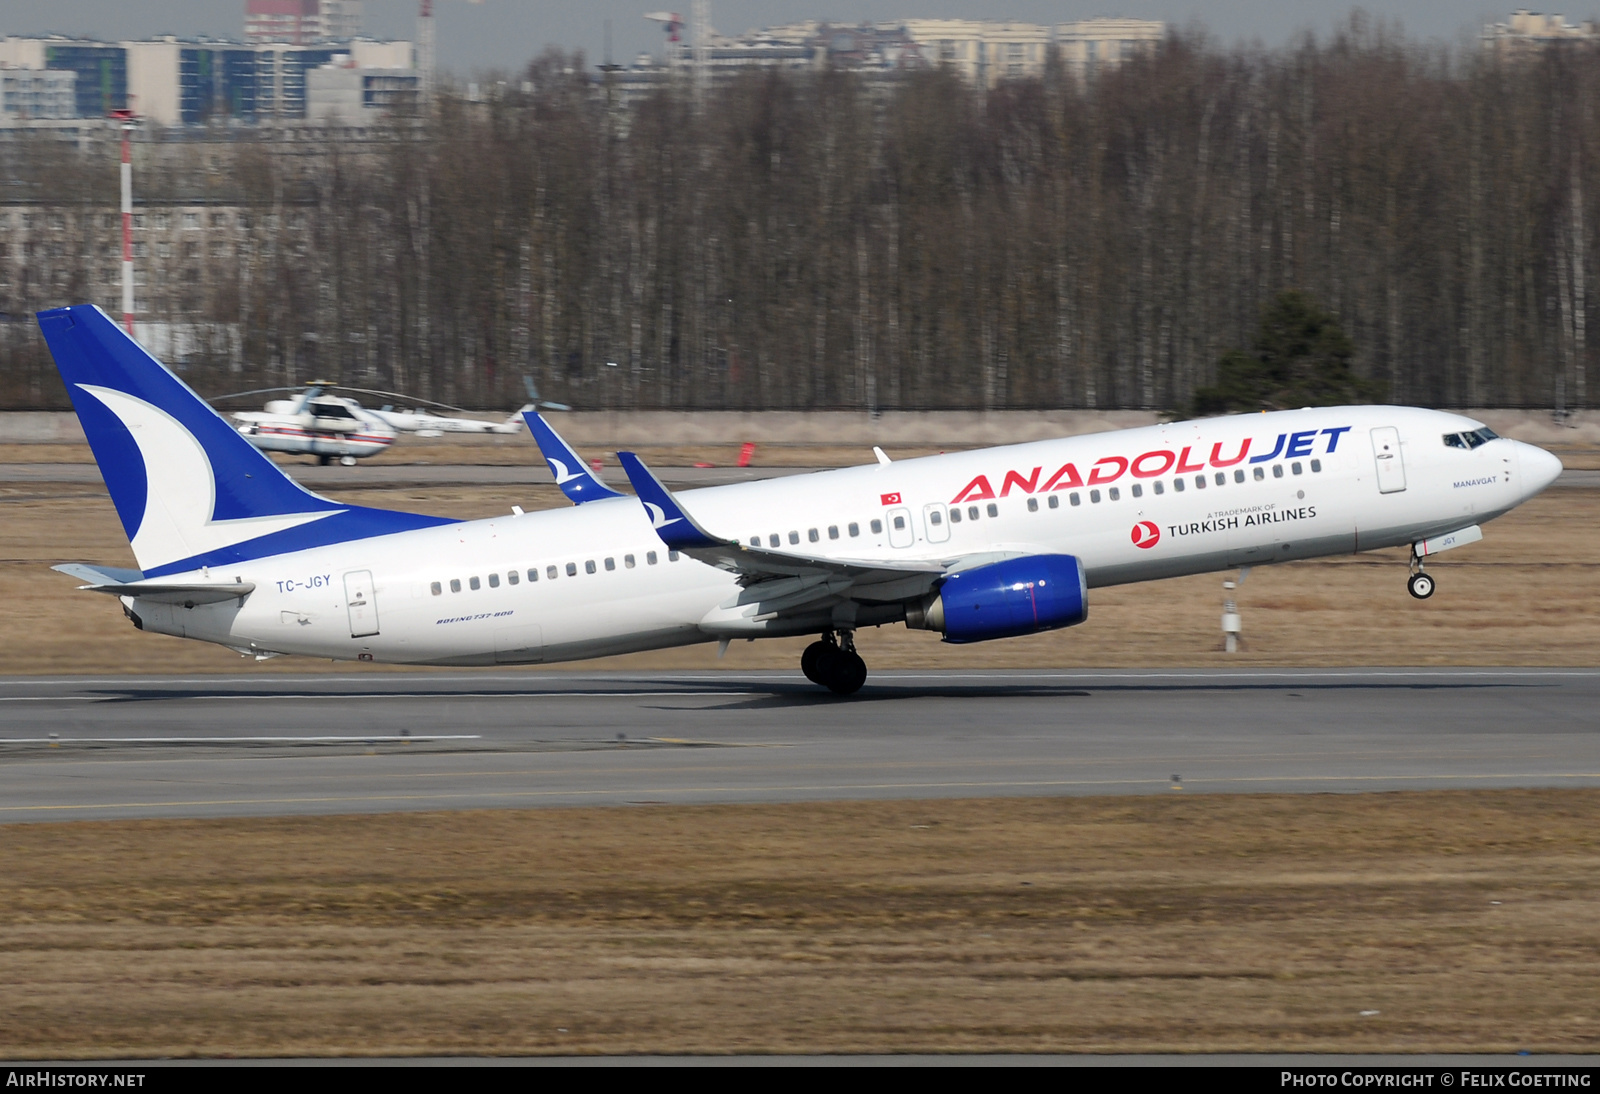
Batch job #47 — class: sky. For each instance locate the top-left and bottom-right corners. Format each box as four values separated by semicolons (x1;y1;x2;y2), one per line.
0;2;1570;77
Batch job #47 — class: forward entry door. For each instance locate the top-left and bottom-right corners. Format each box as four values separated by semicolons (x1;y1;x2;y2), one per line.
922;503;950;544
1370;427;1407;494
344;570;379;637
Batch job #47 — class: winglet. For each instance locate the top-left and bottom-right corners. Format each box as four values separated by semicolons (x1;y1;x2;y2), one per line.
523;411;624;504
615;451;725;550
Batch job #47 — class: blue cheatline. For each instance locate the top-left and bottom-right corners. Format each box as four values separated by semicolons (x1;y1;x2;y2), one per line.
37;305;455;579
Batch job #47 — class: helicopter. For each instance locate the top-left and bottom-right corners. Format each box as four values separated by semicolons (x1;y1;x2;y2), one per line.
216;381;561;465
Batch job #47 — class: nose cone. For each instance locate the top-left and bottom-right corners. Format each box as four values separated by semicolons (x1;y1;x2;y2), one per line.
1517;442;1563;497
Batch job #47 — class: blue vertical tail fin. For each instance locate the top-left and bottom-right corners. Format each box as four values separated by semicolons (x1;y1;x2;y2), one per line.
38;305;451;577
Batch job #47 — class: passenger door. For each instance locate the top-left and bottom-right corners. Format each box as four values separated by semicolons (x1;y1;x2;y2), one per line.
922;502;950;544
1371;427;1407;494
343;570;379;637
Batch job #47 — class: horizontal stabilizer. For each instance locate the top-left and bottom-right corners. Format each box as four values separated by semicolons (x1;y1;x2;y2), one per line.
524;411;624;504
53;564;255;605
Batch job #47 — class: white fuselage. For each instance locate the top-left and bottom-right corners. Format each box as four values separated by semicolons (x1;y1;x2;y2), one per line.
129;407;1557;665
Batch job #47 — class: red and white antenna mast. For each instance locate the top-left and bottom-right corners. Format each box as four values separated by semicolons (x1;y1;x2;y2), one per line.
109;107;140;338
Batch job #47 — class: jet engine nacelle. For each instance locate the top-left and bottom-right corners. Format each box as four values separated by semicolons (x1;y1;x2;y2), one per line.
906;554;1088;643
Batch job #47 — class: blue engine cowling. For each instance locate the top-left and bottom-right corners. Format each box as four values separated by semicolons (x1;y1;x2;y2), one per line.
912;554;1088;644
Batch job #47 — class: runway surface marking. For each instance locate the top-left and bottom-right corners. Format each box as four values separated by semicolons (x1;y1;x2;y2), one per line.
6;770;1600;816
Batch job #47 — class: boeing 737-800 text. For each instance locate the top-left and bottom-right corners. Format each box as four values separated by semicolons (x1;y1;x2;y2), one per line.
40;305;1563;694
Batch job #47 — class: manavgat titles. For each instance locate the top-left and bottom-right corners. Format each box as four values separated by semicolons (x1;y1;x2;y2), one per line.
1166;506;1318;538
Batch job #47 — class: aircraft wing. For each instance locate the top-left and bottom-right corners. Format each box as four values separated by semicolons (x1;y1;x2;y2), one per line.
525;411;625;504
615;451;946;613
53;563;255;604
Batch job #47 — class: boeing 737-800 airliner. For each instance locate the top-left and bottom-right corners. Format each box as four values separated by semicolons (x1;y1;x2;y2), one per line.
40;305;1563;694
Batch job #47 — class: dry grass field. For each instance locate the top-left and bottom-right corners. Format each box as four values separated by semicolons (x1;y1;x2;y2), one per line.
1;474;1596;674
0;790;1596;1057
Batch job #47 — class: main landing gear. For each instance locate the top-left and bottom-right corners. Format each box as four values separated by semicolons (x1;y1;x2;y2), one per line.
801;630;868;696
1407;551;1435;600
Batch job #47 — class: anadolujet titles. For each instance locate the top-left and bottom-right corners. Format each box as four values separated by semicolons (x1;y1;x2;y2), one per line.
41;305;1562;695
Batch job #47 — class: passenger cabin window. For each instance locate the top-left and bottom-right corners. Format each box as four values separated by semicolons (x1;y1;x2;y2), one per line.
892;514;906;530
1195;476;1207;489
1253;467;1265;481
1272;465;1284;479
528;568;539;582
828;526;839;540
986;503;999;517
1310;459;1322;472
848;523;860;537
1292;462;1303;475
1090;490;1101;503
450;579;461;593
585;560;596;574
1233;469;1245;483
870;519;883;534
625;554;636;568
1070;492;1082;505
788;531;799;545
950;508;962;523
769;534;780;548
546;565;558;580
604;557;615;571
487;573;500;588
430;581;442;596
669;550;680;562
1214;472;1226;486
930;509;945;524
808;528;820;543
1026;497;1038;512
1048;494;1060;509
647;551;658;565
1108;488;1120;501
750;536;760;546
508;571;519;585
1131;484;1142;498
566;563;577;576
1153;481;1164;495
469;576;481;590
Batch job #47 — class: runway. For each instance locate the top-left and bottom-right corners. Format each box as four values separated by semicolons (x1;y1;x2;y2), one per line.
1;669;1596;822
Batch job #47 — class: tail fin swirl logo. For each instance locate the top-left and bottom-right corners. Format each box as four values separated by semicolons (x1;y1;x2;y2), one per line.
1131;520;1161;549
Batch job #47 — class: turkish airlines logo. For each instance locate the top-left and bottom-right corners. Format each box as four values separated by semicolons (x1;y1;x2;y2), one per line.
880;492;902;506
1131;521;1161;549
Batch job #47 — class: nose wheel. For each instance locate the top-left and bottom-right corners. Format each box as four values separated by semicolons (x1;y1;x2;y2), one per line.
1407;549;1436;600
800;630;868;696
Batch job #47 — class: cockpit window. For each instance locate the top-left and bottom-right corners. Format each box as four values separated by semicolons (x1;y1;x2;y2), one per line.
1445;427;1499;449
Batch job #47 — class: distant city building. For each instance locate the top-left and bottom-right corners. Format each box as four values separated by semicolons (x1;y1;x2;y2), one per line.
1482;9;1600;57
245;1;363;46
632;16;1164;92
1054;19;1165;81
0;67;78;121
0;34;411;127
306;58;419;123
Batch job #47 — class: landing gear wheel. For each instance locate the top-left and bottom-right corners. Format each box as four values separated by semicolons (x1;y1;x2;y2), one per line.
339;455;357;467
801;635;837;684
1407;572;1435;600
826;651;868;696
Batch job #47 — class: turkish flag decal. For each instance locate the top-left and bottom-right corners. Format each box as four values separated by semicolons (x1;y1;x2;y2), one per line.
880;492;902;506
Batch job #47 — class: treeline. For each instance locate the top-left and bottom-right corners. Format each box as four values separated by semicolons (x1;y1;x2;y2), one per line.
2;15;1598;411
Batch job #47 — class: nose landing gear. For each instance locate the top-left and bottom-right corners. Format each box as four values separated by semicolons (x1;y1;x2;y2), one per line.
800;630;868;696
1407;551;1435;600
